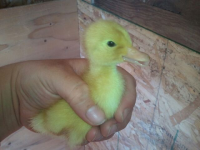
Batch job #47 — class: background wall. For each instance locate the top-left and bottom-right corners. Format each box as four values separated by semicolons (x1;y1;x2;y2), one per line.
92;0;200;53
0;0;79;67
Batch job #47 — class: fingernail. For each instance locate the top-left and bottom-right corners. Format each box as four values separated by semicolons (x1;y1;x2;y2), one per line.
107;124;118;137
123;108;131;121
86;106;106;125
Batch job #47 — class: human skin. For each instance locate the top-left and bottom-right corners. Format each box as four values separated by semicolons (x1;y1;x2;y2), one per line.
0;59;136;144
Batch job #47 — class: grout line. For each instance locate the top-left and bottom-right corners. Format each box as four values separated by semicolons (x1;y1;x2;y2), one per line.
145;40;169;150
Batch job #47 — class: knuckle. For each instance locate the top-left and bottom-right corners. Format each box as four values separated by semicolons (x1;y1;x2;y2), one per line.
74;82;89;94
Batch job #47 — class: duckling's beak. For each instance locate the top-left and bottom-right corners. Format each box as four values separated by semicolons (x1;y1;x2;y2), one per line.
122;47;150;66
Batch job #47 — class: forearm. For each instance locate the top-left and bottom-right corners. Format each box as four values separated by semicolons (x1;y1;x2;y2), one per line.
0;64;21;141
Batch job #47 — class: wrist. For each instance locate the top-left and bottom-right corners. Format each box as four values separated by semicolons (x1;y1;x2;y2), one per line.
0;64;22;141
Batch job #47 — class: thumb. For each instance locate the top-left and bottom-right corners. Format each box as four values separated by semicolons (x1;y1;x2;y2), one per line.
52;59;106;126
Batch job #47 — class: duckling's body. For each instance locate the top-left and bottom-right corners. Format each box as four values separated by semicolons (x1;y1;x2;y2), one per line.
31;20;149;147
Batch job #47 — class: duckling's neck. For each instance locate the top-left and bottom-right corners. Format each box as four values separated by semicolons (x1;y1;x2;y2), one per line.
89;64;117;75
85;63;124;119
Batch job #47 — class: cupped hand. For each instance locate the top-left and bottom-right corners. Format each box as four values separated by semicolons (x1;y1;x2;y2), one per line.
14;59;136;144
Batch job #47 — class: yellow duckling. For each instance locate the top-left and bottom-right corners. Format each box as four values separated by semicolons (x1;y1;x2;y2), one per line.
31;20;149;147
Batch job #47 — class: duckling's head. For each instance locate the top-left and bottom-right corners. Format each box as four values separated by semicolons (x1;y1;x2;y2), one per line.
84;20;149;66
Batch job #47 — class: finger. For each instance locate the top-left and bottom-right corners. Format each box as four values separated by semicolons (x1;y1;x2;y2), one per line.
86;126;102;142
51;62;106;126
115;67;136;123
86;126;115;142
100;111;132;138
94;133;115;142
100;118;117;137
67;58;89;76
116;109;132;131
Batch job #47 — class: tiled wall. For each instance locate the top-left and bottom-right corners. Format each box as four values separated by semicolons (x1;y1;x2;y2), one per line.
78;0;200;149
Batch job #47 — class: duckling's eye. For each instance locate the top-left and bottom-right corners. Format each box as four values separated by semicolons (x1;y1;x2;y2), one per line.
107;41;116;47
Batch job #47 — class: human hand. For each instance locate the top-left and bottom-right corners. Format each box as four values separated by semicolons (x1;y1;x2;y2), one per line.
11;59;136;143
